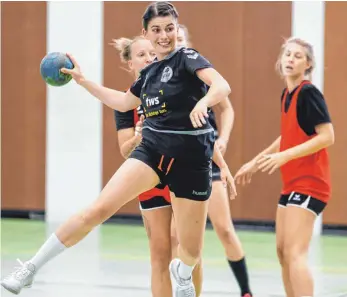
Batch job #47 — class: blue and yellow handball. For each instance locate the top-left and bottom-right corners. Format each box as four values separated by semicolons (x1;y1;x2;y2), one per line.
40;52;74;86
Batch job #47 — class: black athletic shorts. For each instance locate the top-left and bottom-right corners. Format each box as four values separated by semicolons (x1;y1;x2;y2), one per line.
129;142;212;201
278;191;327;216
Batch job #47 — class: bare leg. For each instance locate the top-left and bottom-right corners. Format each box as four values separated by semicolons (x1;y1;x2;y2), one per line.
171;205;203;297
283;206;316;297
0;158;160;295
208;181;251;296
276;206;295;297
56;159;159;246
171;194;208;268
142;207;173;297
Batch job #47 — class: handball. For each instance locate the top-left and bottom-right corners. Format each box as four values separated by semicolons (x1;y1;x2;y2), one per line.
40;52;74;86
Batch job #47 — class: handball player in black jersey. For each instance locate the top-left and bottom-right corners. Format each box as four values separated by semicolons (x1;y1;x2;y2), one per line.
169;24;253;297
1;2;236;297
112;35;174;297
112;27;250;297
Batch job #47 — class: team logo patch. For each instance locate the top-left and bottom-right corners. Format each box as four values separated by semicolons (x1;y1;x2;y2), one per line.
161;66;173;83
183;49;199;60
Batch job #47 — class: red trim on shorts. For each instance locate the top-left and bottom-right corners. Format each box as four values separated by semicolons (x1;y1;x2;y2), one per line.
138;185;171;202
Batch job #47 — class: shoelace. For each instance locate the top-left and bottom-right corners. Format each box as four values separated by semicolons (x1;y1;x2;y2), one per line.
4;259;32;282
181;285;195;297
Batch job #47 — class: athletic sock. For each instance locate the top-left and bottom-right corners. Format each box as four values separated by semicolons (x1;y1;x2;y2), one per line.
29;233;67;270
228;257;252;296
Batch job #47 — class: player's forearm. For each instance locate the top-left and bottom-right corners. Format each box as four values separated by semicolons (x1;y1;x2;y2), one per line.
79;79;129;112
218;101;234;143
120;135;142;159
202;80;231;108
284;133;334;161
212;144;228;169
253;136;281;162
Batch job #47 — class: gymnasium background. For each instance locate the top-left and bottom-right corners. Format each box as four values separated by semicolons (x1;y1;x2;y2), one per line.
2;1;347;229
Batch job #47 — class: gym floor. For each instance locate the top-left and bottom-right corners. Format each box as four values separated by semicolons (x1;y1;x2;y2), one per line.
1;219;347;297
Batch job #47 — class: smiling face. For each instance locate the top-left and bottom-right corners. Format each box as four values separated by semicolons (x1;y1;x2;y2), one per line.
143;15;178;60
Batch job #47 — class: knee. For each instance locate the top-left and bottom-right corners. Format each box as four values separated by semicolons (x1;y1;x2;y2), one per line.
215;223;235;245
180;242;202;261
150;243;171;272
79;204;110;227
171;232;179;249
276;245;285;265
282;245;307;265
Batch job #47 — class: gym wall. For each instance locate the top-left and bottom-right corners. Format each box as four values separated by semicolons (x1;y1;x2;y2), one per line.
2;2;346;226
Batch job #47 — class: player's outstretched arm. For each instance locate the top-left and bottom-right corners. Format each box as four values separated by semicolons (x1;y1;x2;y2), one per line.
61;53;141;112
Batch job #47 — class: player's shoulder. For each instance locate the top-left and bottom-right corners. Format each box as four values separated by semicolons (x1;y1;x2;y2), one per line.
162;47;199;62
301;81;321;93
178;47;201;58
300;82;324;99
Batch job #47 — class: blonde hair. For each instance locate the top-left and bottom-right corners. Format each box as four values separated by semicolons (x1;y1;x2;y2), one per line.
110;36;146;64
178;24;192;47
276;37;315;80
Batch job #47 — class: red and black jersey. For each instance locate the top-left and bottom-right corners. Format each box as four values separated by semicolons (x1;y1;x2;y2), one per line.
279;80;331;202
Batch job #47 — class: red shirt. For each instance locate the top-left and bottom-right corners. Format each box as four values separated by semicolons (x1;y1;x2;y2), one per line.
280;81;331;202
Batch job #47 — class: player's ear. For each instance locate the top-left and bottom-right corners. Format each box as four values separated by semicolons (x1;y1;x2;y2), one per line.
142;28;147;37
128;60;133;71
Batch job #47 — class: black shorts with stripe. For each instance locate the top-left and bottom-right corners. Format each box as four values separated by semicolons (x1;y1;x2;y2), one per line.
129;142;212;201
278;192;326;216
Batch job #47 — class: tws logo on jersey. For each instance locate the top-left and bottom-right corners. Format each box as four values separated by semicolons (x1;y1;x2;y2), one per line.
145;96;160;107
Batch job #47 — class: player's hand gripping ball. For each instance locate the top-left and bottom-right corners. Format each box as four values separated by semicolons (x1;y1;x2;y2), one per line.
40;52;74;86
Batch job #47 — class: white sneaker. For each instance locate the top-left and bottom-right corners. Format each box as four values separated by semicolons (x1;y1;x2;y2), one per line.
169;258;196;297
1;259;36;295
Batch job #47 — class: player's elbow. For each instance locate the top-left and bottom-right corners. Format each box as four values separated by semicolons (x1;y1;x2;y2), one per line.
326;131;335;146
220;79;231;97
317;123;335;147
212;76;231;98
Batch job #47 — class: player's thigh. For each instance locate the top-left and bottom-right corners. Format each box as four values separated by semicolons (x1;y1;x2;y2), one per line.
283;193;326;259
85;157;159;220
169;159;212;257
141;204;172;261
